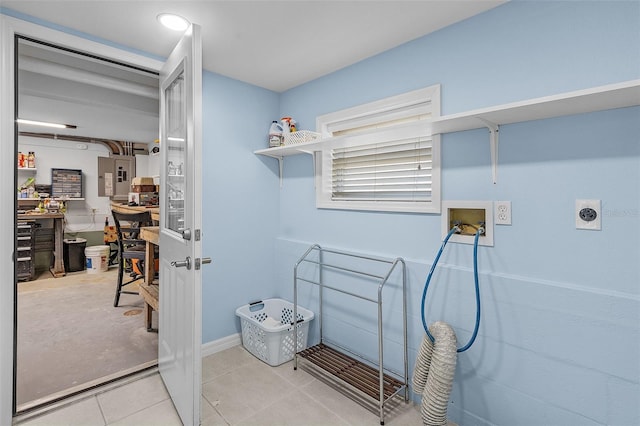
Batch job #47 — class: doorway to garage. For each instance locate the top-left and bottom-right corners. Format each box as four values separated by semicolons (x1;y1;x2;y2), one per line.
14;36;160;413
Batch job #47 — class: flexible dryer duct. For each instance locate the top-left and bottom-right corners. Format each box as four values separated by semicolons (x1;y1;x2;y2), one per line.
412;321;458;426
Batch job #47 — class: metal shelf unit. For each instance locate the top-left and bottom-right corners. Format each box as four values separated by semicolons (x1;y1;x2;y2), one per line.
293;244;408;425
16;220;36;281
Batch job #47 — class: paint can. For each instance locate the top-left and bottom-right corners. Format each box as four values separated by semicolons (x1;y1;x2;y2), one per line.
85;245;109;273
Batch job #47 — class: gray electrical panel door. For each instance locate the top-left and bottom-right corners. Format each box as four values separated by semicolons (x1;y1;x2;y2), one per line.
98;156;135;200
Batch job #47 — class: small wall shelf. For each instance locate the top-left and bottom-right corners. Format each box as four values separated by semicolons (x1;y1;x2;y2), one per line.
254;79;640;184
255;140;327;187
17;167;37;172
254;139;326;158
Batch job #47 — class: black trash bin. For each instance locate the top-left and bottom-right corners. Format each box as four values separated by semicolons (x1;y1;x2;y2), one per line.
63;238;87;272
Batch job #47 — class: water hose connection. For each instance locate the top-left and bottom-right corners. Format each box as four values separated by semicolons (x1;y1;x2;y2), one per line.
420;226;482;353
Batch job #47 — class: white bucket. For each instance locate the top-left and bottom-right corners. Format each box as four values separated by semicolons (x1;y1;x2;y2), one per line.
85;245;110;273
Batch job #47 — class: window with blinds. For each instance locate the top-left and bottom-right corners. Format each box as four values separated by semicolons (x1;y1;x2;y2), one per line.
315;85;441;213
332;136;433;202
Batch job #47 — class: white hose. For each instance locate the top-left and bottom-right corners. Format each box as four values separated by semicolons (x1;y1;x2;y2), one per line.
412;321;458;426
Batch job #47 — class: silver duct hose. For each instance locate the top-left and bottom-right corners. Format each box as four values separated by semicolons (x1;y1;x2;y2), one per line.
412;321;458;426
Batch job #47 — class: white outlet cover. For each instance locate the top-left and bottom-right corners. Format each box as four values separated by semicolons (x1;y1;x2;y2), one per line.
576;199;601;230
495;201;512;225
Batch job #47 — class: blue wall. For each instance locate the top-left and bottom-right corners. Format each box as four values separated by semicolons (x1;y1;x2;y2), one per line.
200;72;280;342
270;1;639;425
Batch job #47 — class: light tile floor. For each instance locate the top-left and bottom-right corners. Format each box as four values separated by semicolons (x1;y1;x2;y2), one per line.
16;345;424;426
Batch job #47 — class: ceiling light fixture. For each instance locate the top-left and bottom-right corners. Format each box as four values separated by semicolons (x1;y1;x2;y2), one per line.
157;13;190;32
17;118;77;129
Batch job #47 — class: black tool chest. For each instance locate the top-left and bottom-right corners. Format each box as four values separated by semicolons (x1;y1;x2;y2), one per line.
17;221;36;281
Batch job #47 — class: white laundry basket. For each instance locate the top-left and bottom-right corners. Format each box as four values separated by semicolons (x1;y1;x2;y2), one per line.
235;298;314;366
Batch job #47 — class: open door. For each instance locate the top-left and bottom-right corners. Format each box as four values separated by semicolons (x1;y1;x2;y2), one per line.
158;24;203;426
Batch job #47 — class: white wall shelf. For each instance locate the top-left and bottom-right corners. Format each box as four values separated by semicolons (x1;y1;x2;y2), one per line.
430;79;640;134
254;79;640;184
17;167;37;172
430;79;640;183
254;139;325;159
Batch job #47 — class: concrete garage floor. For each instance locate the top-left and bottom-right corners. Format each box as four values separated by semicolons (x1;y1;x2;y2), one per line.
16;267;158;410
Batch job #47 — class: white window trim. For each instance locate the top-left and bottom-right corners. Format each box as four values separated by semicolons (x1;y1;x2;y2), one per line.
314;85;441;214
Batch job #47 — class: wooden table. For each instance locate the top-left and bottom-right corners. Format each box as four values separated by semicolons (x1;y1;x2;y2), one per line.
140;226;159;285
139;226;159;331
138;283;158;332
110;202;160;222
17;212;65;277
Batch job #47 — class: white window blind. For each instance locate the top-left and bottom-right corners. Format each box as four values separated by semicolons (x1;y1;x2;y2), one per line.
332;136;433;203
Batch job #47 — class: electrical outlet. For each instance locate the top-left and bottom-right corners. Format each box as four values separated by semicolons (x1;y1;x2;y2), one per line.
494;201;512;225
576;199;601;230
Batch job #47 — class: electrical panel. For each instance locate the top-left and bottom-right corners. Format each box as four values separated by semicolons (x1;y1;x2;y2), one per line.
97;156;135;201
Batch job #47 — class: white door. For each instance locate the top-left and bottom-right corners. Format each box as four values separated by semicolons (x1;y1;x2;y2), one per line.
158;24;203;426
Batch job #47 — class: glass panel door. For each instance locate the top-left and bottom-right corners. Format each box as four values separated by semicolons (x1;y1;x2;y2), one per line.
164;71;186;234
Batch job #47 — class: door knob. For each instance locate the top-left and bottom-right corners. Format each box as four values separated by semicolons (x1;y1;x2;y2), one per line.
171;256;191;270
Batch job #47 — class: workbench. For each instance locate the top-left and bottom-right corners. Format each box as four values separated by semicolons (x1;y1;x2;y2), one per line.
139;226;159;331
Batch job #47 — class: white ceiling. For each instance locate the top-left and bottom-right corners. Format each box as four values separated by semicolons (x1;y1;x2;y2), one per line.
4;0;506;92
17;38;161;143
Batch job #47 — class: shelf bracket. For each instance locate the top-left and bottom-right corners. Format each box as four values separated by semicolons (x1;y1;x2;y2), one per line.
277;156;283;188
477;118;499;184
260;151;317;189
